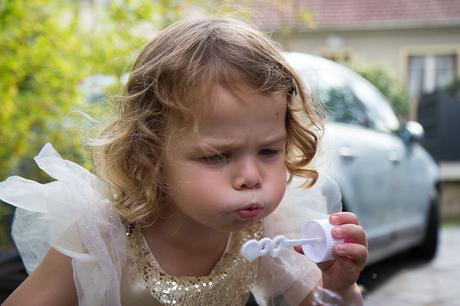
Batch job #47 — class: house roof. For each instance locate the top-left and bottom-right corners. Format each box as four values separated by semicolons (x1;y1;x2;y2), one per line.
250;0;460;31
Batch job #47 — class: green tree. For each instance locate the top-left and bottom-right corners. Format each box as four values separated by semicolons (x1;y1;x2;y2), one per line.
0;0;168;181
0;0;89;181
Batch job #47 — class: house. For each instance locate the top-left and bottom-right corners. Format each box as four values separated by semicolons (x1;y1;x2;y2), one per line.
250;0;460;120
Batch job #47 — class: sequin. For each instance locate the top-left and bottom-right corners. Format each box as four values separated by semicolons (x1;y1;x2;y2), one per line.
126;221;263;305
126;223;136;236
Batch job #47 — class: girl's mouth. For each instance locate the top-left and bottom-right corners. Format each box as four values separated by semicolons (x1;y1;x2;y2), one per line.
237;203;263;219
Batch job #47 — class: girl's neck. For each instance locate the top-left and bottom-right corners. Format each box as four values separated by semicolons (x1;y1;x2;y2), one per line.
142;213;231;277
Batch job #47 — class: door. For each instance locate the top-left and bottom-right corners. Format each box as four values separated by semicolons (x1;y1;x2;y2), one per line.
318;83;397;234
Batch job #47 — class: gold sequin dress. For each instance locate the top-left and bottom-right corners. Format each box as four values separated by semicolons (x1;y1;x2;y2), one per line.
121;221;263;306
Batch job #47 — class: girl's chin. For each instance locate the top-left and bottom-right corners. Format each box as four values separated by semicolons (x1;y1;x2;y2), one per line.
225;215;266;232
226;222;256;233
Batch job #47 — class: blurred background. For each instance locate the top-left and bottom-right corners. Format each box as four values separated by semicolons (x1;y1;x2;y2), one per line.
1;0;459;305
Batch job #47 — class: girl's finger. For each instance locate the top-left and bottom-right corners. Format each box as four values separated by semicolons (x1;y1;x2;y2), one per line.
332;224;367;247
329;212;359;225
334;243;368;267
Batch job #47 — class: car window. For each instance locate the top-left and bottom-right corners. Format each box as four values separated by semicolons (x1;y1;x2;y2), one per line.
349;77;400;133
321;86;369;126
301;69;369;127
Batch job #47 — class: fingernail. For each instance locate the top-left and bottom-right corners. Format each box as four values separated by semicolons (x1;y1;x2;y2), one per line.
333;227;342;238
330;215;338;224
335;244;345;255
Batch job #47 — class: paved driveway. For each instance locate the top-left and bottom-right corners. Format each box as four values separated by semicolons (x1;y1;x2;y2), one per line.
361;226;460;306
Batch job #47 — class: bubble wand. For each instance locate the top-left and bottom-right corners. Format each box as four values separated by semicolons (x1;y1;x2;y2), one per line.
241;219;342;263
241;177;344;263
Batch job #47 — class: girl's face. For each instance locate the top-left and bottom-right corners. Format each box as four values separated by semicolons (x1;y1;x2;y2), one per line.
161;85;287;232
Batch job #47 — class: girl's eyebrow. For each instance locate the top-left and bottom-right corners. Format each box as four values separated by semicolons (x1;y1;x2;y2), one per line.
196;133;287;151
261;133;287;146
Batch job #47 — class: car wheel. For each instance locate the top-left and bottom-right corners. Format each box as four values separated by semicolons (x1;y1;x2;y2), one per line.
410;196;439;260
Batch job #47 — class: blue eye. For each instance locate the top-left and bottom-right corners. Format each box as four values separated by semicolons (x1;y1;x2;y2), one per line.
200;153;230;165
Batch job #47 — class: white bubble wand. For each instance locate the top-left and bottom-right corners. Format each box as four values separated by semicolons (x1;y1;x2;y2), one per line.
241;177;344;263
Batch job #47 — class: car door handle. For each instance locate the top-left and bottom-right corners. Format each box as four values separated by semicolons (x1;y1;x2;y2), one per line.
388;151;401;165
339;146;355;163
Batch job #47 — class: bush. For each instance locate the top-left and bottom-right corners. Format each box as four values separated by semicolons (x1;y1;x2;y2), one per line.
0;0;88;181
0;0;172;182
443;77;460;96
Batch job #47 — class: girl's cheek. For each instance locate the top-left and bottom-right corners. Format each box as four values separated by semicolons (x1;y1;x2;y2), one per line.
272;173;287;203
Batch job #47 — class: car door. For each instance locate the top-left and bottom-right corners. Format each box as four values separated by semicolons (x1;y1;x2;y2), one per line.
350;76;412;232
318;84;397;233
297;56;410;246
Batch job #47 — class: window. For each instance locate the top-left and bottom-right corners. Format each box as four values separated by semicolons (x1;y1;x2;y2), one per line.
301;67;369;128
407;54;457;97
322;86;369;127
351;77;400;133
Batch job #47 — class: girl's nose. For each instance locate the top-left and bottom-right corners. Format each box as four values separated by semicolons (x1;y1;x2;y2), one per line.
232;157;262;190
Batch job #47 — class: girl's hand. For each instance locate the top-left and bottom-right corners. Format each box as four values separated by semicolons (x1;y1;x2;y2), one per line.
295;212;368;296
318;212;368;292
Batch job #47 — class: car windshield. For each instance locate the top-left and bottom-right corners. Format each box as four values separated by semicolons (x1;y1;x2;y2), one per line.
350;78;400;132
296;58;400;133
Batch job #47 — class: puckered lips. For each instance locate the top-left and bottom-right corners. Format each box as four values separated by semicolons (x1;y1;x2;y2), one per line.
236;203;263;219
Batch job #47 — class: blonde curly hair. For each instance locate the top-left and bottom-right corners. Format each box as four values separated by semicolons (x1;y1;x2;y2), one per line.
92;17;323;225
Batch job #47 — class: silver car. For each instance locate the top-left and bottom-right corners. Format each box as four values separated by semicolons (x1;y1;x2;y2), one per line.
284;52;440;264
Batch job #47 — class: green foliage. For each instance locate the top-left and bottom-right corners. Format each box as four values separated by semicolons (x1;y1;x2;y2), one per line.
443;77;460;96
0;0;87;181
350;64;410;118
0;1;153;182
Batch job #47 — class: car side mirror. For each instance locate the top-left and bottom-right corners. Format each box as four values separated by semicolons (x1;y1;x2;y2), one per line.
400;121;425;144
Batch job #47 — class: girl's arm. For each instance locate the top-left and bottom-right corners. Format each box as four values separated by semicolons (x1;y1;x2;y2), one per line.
3;248;77;306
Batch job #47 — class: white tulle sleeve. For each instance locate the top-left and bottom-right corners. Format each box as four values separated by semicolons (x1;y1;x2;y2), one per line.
251;176;342;306
0;143;127;306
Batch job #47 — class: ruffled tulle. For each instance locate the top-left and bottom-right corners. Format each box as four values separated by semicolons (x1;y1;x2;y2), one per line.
0;143;126;306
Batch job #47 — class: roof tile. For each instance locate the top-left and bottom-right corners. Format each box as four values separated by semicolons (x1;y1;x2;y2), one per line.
249;0;460;30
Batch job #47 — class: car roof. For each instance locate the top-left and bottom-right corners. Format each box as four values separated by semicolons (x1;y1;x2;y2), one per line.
283;52;360;82
283;52;340;69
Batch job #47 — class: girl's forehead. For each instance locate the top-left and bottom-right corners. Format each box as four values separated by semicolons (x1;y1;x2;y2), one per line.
167;81;288;139
198;86;282;120
201;86;286;126
201;82;285;110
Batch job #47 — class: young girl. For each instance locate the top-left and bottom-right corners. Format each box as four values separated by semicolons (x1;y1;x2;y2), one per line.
0;17;367;305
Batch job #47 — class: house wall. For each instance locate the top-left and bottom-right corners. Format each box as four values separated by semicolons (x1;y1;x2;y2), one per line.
271;26;460;120
440;164;460;219
272;26;460;84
